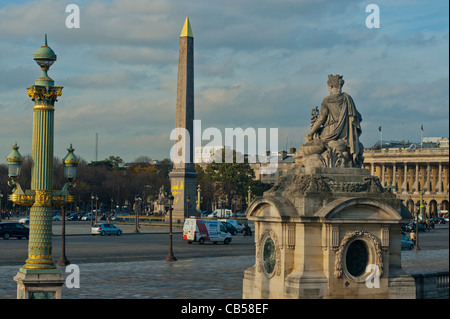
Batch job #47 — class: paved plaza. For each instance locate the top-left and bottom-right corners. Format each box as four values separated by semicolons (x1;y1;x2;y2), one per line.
0;233;447;299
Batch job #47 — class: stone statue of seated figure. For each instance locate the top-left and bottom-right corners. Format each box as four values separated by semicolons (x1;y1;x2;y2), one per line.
300;74;364;168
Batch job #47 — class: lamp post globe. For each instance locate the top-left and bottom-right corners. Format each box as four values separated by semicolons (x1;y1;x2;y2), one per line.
6;142;23;179
63;144;78;181
33;34;57;86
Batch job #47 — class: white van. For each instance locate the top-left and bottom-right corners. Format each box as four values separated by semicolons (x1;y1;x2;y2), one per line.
207;209;234;218
219;219;245;232
183;218;232;244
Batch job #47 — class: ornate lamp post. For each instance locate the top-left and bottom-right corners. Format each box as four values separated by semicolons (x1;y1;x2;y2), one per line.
134;195;141;233
186;196;190;218
0;191;3;222
57;145;78;266
7;35;76;299
232;197;237;219
414;190;426;251
165;193;177;262
196;184;202;213
90;194;95;226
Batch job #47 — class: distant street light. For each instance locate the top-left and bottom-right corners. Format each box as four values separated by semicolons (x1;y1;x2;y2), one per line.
165;193;177;262
57;145;79;266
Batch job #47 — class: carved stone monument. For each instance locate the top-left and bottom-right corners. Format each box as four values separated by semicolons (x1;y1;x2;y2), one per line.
299;74;364;169
169;17;198;220
243;75;416;299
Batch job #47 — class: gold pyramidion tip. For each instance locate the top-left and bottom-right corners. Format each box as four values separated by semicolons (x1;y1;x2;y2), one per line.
180;16;193;38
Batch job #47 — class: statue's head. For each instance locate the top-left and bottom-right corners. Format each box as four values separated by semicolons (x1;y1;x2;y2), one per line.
327;74;344;93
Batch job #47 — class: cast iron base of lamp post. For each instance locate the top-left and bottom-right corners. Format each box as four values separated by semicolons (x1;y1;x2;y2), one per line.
57;256;70;266
165;253;177;262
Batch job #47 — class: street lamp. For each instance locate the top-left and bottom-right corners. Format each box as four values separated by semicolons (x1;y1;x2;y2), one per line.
186;196;190;218
232;197;237;219
165;193;177;262
7;35;75;299
6;142;23;180
196;184;202;213
0;191;3;222
95;195;99;222
414;189;426;251
57;145;78;266
90;194;95;227
134;195;141;233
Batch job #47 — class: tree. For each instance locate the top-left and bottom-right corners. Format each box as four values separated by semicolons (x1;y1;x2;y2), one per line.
200;149;258;210
88;156;124;170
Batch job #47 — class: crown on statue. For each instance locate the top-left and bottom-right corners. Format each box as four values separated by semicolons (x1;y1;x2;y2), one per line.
327;74;345;88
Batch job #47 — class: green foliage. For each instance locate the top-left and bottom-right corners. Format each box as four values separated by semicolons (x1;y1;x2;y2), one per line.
196;149;271;211
88;156;124;169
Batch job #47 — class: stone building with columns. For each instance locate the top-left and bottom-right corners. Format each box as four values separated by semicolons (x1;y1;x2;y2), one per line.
363;142;449;218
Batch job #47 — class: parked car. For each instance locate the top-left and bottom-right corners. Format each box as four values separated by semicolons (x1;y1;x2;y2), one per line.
81;213;94;221
219;219;245;232
19;216;30;224
90;223;122;236
52;214;60;221
67;212;82;221
0;222;29;240
401;233;414;250
221;221;238;235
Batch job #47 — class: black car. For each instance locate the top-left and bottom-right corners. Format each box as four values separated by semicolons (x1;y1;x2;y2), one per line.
67;212;83;221
0;222;29;240
221;221;238;235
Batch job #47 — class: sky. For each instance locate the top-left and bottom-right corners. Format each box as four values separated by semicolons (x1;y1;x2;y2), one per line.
0;0;448;164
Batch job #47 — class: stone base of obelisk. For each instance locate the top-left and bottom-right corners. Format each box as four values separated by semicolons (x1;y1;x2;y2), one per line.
14;268;65;299
169;169;199;221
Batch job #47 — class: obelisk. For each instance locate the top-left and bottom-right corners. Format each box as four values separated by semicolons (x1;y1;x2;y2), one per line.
169;17;198;220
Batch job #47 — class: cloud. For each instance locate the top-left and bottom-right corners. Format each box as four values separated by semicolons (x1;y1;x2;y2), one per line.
0;0;447;163
65;69;148;89
91;46;177;65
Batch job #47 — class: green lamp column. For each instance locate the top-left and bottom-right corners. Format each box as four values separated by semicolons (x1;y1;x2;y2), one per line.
24;35;62;270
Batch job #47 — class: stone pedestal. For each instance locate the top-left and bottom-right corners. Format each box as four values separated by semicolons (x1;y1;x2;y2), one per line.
170;169;198;220
14;268;65;299
243;167;416;299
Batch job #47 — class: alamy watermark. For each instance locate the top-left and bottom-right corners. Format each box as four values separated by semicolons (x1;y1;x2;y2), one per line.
365;264;381;288
65;264;80;289
170;120;279;175
365;4;380;29
65;4;80;29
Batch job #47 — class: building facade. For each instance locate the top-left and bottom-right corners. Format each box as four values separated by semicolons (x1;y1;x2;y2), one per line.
363;146;449;218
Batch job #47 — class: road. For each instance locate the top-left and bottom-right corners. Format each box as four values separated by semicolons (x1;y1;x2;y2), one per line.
0;221;447;266
0;222;256;266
